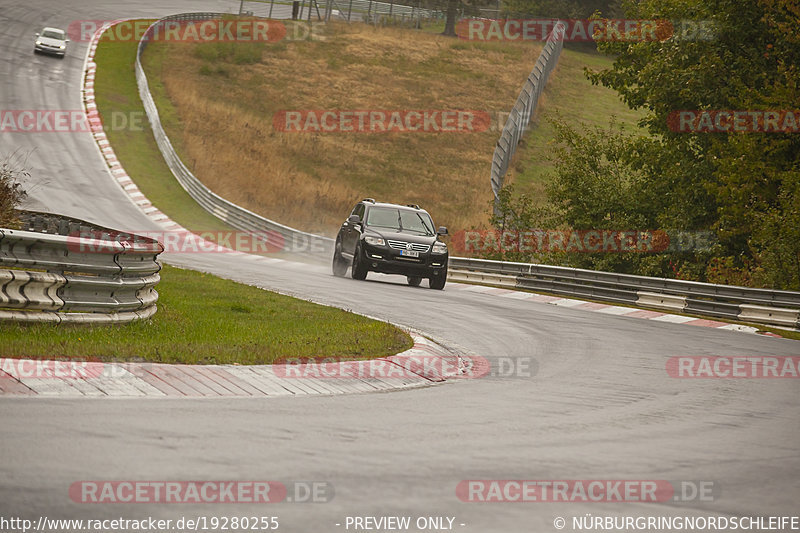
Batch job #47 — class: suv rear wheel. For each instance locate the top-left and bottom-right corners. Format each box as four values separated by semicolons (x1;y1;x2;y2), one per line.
407;276;422;287
332;239;348;277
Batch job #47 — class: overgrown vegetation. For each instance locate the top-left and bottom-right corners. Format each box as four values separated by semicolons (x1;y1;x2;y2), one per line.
490;0;800;290
0;155;28;229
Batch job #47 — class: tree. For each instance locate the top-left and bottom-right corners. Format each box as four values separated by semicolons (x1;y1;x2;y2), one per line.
501;0;620;19
583;0;800;287
487;0;800;288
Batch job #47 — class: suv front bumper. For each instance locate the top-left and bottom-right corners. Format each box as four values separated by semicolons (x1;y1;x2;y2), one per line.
35;44;66;56
361;243;448;277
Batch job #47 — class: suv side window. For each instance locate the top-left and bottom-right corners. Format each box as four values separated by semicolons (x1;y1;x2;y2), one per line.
353;203;366;221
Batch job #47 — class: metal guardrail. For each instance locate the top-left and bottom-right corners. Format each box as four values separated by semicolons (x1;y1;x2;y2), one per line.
449;257;800;329
244;0;440;23
0;212;163;324
331;0;439;22
135;13;334;257
490;21;565;207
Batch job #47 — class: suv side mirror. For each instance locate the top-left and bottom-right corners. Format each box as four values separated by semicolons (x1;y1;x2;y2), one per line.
347;214;361;224
437;226;448;235
35;33;40;37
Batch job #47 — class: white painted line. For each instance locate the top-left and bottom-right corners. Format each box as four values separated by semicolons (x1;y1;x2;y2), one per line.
551;298;585;307
650;314;696;324
19;378;84;396
596;306;638;315
717;324;760;333
499;291;535;300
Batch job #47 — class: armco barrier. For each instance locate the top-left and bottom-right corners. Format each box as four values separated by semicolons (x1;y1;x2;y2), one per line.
448;257;800;330
0;211;163;324
490;21;565;208
134;13;334;257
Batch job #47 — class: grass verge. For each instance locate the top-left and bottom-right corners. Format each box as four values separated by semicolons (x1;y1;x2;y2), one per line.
0;265;413;364
92;23;239;234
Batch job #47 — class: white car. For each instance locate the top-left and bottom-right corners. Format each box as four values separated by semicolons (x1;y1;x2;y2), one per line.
34;27;68;57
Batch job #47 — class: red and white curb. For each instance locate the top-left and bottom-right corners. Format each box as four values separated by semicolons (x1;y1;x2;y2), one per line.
0;335;462;397
447;283;784;338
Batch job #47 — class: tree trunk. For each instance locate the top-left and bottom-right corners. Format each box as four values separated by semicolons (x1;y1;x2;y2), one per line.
441;0;459;36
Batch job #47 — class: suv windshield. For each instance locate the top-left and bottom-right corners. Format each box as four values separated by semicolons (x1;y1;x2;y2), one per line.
42;30;65;40
366;207;434;236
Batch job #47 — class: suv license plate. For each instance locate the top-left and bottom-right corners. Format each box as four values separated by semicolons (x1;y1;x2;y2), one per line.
400;250;419;258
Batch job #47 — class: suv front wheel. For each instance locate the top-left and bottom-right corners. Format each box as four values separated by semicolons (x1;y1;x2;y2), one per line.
429;272;446;290
351;243;368;280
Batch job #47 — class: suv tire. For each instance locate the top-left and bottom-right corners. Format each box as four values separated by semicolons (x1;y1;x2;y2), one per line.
429;272;446;290
332;239;349;277
351;244;368;280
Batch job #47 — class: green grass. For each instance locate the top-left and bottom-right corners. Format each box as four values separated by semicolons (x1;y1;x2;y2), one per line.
510;46;646;202
92;25;238;234
0;265;412;364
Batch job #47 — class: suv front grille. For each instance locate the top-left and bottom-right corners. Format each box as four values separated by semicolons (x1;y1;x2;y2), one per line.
387;240;430;253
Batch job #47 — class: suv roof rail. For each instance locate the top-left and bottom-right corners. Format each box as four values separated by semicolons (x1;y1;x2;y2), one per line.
406;204;420;210
362;198;376;204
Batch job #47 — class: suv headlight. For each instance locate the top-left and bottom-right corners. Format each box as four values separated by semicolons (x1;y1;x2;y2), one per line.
432;242;447;254
364;236;385;246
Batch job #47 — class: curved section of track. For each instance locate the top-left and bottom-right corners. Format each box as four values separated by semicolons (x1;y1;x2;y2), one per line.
1;1;798;531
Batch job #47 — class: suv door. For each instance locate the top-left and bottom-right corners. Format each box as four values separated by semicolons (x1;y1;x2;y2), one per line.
341;203;364;254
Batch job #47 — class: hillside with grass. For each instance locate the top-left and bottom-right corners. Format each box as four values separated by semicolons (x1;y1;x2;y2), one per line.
508;46;645;203
141;22;643;235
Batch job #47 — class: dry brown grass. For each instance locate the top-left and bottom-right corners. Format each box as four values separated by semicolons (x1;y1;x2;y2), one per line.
146;22;542;235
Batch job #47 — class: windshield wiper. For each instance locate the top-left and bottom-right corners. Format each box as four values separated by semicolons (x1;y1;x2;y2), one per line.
415;213;434;235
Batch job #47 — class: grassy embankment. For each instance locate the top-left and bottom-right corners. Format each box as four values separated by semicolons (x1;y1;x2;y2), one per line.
0;265;412;364
144;22;544;234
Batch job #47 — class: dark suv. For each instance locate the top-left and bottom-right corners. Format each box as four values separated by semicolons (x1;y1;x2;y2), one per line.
332;199;449;289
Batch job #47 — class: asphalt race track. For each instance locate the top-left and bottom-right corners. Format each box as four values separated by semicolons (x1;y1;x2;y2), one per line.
1;1;799;532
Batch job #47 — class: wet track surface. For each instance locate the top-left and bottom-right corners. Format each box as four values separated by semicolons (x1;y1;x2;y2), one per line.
1;1;799;530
